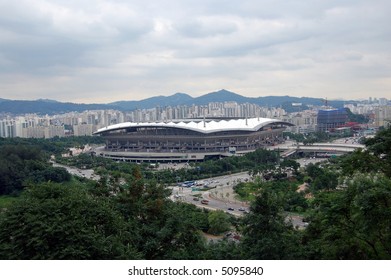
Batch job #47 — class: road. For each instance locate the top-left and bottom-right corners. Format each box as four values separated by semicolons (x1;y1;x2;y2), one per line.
169;172;309;228
51;162;100;181
171;172;252;217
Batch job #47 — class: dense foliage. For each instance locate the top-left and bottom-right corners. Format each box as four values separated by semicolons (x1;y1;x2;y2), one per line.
303;174;391;259
345;108;370;124
0;144;71;195
0;183;139;259
0;136;104;155
240;188;305;259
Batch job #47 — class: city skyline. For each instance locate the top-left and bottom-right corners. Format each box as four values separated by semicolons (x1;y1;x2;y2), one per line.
1;0;390;103
2;98;390;139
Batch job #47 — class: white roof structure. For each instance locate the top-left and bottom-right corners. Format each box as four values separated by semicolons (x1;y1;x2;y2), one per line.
94;117;293;135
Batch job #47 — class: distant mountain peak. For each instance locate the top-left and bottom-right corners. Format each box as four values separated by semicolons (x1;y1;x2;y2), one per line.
36;98;59;103
211;89;239;95
194;89;251;104
172;92;190;97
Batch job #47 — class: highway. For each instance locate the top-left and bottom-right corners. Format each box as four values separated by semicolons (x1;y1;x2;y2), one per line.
269;139;364;157
169;172;309;228
170;172;251;217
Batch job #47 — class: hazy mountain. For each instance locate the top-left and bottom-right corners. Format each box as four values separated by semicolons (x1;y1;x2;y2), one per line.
110;92;193;111
36;98;60;103
0;100;118;115
193;89;253;105
0;89;350;115
110;89;345;112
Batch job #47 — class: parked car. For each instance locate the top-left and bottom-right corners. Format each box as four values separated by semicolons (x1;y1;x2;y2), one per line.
228;207;234;211
201;199;209;205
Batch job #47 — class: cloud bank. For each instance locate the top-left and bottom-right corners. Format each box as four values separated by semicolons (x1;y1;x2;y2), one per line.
0;0;390;102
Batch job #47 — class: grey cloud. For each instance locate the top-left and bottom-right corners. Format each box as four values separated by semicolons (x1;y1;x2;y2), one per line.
0;0;390;102
0;0;154;74
175;17;238;38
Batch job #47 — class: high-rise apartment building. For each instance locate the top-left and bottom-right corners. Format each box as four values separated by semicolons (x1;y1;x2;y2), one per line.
374;106;391;127
0;119;15;138
73;124;94;136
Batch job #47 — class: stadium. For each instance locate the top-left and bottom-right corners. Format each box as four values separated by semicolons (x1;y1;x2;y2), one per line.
93;117;294;163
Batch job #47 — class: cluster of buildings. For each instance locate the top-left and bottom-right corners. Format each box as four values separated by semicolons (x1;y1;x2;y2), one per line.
283;108;350;134
285;102;391;135
0;110;124;139
0;102;286;139
0;99;390;140
127;102;286;122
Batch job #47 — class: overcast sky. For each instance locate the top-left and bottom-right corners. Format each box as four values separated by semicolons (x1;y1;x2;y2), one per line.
0;0;390;103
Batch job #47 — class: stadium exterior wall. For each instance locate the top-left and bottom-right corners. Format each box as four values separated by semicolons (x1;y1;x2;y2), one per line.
94;118;293;163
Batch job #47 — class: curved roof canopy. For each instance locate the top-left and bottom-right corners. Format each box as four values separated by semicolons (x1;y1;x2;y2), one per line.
94;117;294;135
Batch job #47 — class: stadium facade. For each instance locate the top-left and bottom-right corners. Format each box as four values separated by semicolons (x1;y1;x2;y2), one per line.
93;117;294;163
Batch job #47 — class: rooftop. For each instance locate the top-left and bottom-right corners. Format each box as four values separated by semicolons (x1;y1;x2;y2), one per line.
94;117;293;135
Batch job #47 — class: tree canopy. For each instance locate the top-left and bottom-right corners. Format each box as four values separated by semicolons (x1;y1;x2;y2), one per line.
0;145;71;195
0;183;139;259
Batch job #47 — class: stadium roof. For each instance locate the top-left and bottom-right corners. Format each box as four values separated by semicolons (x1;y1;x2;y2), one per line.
94;117;293;135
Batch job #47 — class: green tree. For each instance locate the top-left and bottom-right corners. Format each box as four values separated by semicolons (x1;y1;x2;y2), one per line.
114;173;207;260
280;158;300;173
345;108;369;123
304;174;391;259
139;201;207;260
240;188;303;259
0;144;66;195
203;240;241;260
208;210;231;235
338;149;382;176
306;163;324;179
0;182;139;259
365;127;391;177
312;171;338;191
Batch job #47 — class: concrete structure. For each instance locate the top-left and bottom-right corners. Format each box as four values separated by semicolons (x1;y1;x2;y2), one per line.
44;125;65;138
283;110;317;134
94;117;294;162
317;108;348;132
73;124;94;136
374;106;391;127
273;142;365;158
22;126;45;138
0;119;15;138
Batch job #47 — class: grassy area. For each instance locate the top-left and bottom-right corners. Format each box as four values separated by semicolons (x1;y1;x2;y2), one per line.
233;182;260;201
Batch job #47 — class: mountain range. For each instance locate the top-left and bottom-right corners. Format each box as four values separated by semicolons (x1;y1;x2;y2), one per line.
0;89;350;115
